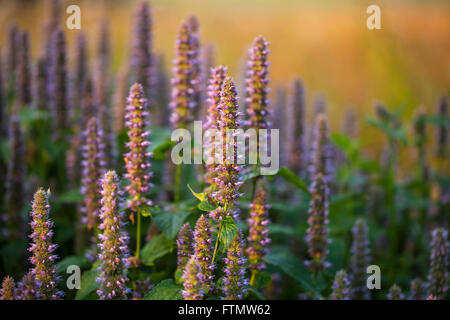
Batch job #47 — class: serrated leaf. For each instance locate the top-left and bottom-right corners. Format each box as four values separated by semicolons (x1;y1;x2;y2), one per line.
152;211;192;239
141;235;174;266
277;167;310;195
143;279;182;300
187;184;206;202
198;200;216;211
219;216;237;253
75;268;100;300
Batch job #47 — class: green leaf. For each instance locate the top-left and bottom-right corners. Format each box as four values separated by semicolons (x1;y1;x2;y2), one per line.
143;279;182;300
187;184;206;202
174;269;183;284
141;235;174;266
254;271;272;290
56;255;90;274
198;200;216;211
219;216;238;253
153;211;192;239
56;189;83;204
75;268;100;300
239;168;260;182
246;287;265;300
277;167;310;195
265;247;314;292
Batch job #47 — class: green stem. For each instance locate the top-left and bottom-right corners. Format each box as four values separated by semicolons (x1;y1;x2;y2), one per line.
249;271;257;287
212;222;223;264
135;210;141;260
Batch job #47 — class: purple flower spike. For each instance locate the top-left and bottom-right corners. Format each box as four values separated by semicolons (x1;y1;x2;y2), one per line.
0;276;15;300
16;30;31;105
436;96;448;157
181;256;205;300
29;188;64;300
330;270;350;300
409;278;425;300
97;171;130;300
350;218;371;300
246;187;270;273
222;231;248;300
177;223;194;272
169;17;201;128
193;215;215;294
16;271;40;300
309;113;333;185
33;57;48;111
427;228;449;299
387;284;405;300
123;83;153;218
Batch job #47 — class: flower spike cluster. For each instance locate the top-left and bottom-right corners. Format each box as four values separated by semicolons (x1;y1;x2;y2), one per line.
177;222;194;272
124;83;153;218
246;186;271;272
304;172;330;273
427;228;449;299
246;35;271;131
209;77;243;222
203;66;227;185
81;117;105;231
222;231;248;300
97;170;130;300
169;18;201;128
0;276;15;300
387;284;405;300
181;256;205;300
350;218;371;300
193;215;215;293
28;188;64;300
330;270;351;300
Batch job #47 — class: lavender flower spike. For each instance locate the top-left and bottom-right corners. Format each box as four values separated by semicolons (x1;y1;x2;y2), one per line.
387;284;405;300
181;256;205;300
81;117;105;231
28;188;64;300
16;271;40;300
246;187;271;274
193;215;215;294
177;222;194;272
169;18;200;128
436;96;448;157
203;66;227;185
309;113;333;184
427;228;449;299
0;276;15;300
209;77;243;222
222;231;248;300
409;278;425;300
97;170;131;300
246;35;271;132
330;270;351;300
16;31;32;105
304;172;330;273
350;218;371;300
124;83;153;219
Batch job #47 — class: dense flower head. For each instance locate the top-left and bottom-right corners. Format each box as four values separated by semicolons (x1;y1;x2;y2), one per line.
81;117;105;231
309;113;333;184
4;115;25;240
177;222;194;272
246;186;271;272
169;18;201;127
330;270;351;300
222;231;248;300
0;276;15;300
124;83;153;216
193;215;215;293
97;170;131;300
130;1;153;101
427;228;449;299
28;188;64;300
16;271;40;300
387;284;405;300
436;96;448;157
209;77;243;222
246;35;271;131
203;65;227;185
409;278;425;300
350;218;371;300
16;30;31;105
181;256;205;300
286;78;306;174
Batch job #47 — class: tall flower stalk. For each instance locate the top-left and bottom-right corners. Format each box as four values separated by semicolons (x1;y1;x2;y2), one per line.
436;96;448;157
16;30;31;105
222;231;248;300
28;188;63;300
330;270;350;300
33;58;48;111
97;170;130;300
124;83;152;260
0;276;15;300
177;223;194;273
427;228;449;299
350;218;371;300
246;186;270;286
193;215;215;294
181;256;205;300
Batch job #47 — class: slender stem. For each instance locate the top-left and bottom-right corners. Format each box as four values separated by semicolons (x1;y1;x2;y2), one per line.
212;222;223;264
174;164;181;207
249;271;257;287
135;210;141;260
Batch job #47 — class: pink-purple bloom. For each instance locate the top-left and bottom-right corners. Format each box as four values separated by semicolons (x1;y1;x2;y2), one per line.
193;215;215;294
222;231;248;300
177;222;194;272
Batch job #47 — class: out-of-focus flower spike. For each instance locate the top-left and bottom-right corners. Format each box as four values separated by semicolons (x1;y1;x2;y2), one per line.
427;228;449;299
309;113;333;184
199;43;215;119
0;50;6;137
436;96;448;157
0;276;15;300
350;218;371;300
177;223;194;272
222;231;248;300
153;54;170;126
387;284;405;300
409;278;425;300
33;57;48;111
16;30;32;105
181;256;205;300
96;170;130;300
113;69;128;133
5;25;18;92
330;270;351;300
73;31;88;119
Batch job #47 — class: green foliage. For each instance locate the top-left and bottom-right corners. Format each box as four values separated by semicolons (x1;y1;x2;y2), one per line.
75;267;100;300
276;167;310;195
143;279;183;300
141;235;174;266
152;210;192;239
218;216;238;253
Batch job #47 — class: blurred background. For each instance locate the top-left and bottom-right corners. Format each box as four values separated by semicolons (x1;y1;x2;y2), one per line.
0;0;449;172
